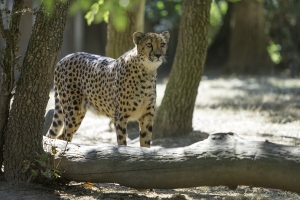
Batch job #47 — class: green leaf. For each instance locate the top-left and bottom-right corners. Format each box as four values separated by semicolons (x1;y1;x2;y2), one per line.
42;170;52;179
156;1;165;10
160;10;168;17
31;169;38;177
85;3;99;26
35;159;46;167
267;42;282;64
103;10;109;23
53;172;61;178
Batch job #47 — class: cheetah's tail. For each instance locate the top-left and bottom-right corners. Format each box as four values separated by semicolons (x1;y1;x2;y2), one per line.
46;86;64;139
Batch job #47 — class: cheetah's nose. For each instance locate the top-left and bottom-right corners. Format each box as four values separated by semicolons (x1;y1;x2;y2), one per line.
154;54;161;59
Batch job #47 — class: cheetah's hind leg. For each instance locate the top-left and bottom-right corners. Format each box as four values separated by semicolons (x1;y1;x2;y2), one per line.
57;97;87;142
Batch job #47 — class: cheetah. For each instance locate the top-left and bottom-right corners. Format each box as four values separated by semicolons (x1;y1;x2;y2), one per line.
46;31;170;147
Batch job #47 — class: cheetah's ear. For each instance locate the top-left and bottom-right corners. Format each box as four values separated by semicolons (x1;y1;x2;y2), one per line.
133;32;145;45
160;31;170;43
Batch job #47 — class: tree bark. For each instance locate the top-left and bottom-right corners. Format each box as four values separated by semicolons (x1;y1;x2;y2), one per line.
43;132;300;193
225;0;273;75
0;0;24;171
105;0;145;58
153;0;211;137
4;0;70;182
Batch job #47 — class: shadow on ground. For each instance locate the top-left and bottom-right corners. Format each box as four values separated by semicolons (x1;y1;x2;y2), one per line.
195;76;300;124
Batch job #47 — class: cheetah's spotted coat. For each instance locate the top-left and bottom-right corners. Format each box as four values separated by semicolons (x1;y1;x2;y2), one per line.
47;31;170;147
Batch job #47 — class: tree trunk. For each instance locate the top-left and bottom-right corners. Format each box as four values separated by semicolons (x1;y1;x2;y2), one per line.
43;132;300;193
225;0;273;75
0;0;24;171
153;0;211;137
105;0;145;58
3;0;70;182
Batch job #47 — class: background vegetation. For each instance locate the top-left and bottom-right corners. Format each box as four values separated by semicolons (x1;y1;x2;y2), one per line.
0;0;299;198
1;0;300;78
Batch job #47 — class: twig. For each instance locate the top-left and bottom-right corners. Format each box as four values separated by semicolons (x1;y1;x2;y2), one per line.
55;141;69;170
0;10;7;39
8;48;15;94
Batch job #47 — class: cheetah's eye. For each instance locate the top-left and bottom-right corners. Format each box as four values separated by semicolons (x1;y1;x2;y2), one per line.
161;43;166;48
146;43;152;48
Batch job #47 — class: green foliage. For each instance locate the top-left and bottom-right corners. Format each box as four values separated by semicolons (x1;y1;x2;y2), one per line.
28;147;64;185
227;0;241;2
69;0;95;14
267;42;282;64
70;0;140;32
85;0;110;25
156;1;165;10
209;0;227;42
145;0;182;32
210;1;227;27
264;0;300;73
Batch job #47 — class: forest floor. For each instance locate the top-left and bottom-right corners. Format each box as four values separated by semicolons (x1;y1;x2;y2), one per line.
1;75;300;199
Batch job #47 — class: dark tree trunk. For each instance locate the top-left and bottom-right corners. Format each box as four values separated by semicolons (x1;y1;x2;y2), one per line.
105;0;145;58
0;0;24;171
153;0;212;138
225;0;273;75
3;0;70;182
205;2;233;70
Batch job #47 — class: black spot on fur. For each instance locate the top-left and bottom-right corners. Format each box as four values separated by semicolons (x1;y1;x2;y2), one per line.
140;132;147;138
116;124;126;135
53;121;58;127
122;127;126;135
147;126;152;132
118;134;123;140
49;129;56;136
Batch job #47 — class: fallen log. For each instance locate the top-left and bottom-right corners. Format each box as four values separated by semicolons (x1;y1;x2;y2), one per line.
43;133;300;193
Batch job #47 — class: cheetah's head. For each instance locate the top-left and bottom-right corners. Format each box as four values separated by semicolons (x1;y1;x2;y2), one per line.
133;31;170;69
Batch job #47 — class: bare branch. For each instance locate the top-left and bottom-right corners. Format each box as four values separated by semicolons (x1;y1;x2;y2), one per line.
0;9;7;40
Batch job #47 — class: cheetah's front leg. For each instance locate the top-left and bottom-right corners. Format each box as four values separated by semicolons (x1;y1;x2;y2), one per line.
138;113;153;148
114;114;128;146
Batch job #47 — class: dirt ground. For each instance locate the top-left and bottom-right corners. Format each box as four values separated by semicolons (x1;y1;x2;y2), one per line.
1;75;300;199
